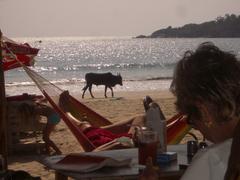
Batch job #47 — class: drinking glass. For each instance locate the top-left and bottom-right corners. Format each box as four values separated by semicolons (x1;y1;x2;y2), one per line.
138;130;158;165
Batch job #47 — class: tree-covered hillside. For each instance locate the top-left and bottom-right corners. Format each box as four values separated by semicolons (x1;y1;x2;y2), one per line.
150;14;240;38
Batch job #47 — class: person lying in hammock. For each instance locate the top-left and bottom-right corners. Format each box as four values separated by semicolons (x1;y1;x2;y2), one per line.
18;100;62;155
58;91;159;151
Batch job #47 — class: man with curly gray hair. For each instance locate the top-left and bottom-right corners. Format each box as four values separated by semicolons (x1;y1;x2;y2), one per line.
170;42;240;180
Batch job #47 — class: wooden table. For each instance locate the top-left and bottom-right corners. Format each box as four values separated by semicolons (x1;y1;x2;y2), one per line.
158;144;189;180
42;144;189;180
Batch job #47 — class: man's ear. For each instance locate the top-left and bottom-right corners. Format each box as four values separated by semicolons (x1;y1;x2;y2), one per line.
196;102;214;127
195;102;209;120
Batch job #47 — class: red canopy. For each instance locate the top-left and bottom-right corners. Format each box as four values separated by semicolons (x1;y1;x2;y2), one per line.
2;36;39;71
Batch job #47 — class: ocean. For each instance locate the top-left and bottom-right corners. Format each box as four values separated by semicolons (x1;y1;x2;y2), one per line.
4;37;240;96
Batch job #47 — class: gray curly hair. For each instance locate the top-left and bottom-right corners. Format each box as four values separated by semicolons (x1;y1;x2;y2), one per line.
170;42;240;123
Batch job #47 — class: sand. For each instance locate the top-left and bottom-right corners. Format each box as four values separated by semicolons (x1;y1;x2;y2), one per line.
7;90;200;180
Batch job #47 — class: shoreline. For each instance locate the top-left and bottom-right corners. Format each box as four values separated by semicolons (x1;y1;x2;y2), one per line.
5;79;172;97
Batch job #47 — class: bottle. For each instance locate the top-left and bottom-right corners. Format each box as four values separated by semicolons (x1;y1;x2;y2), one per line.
199;141;208;149
145;102;167;153
187;140;198;163
158;119;167;153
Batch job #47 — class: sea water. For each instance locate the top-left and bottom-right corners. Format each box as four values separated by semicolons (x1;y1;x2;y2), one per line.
4;37;240;96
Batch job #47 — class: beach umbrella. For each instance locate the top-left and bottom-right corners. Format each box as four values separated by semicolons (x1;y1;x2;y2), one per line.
2;36;39;71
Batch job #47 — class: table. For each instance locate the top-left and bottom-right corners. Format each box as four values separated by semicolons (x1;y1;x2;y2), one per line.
42;144;189;180
158;144;190;179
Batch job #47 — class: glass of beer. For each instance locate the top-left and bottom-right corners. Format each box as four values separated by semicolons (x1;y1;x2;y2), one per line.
138;130;158;165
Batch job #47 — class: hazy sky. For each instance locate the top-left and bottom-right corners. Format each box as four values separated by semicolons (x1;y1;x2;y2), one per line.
0;0;240;38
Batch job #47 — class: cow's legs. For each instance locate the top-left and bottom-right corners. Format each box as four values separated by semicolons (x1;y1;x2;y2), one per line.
104;86;108;98
105;86;114;98
88;84;94;98
109;87;114;97
82;85;89;98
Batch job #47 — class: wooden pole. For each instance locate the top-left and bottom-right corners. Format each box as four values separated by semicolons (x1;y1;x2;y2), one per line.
0;29;8;170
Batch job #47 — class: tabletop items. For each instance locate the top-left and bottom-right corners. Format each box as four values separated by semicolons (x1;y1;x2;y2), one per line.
51;153;132;173
42;145;191;180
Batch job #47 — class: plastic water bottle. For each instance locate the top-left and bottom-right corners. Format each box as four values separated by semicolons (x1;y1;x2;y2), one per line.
145;102;167;153
158;119;167;153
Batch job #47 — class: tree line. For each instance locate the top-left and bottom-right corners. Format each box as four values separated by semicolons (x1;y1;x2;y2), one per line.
144;14;240;38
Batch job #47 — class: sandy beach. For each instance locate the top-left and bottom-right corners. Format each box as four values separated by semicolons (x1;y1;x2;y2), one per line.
7;90;200;180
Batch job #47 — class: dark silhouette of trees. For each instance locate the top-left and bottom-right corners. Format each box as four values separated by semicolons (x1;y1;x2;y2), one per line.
150;14;240;38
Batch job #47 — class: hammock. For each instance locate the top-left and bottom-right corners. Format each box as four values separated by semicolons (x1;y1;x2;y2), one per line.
23;64;190;150
167;114;191;144
7;43;191;152
21;64;111;152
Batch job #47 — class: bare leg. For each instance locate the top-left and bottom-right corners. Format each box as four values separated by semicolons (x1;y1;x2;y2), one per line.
43;123;61;154
102;115;146;134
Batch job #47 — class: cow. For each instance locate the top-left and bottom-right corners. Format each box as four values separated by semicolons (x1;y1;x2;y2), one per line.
82;72;123;98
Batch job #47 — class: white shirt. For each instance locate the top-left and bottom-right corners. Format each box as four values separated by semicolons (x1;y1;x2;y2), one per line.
181;139;232;180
